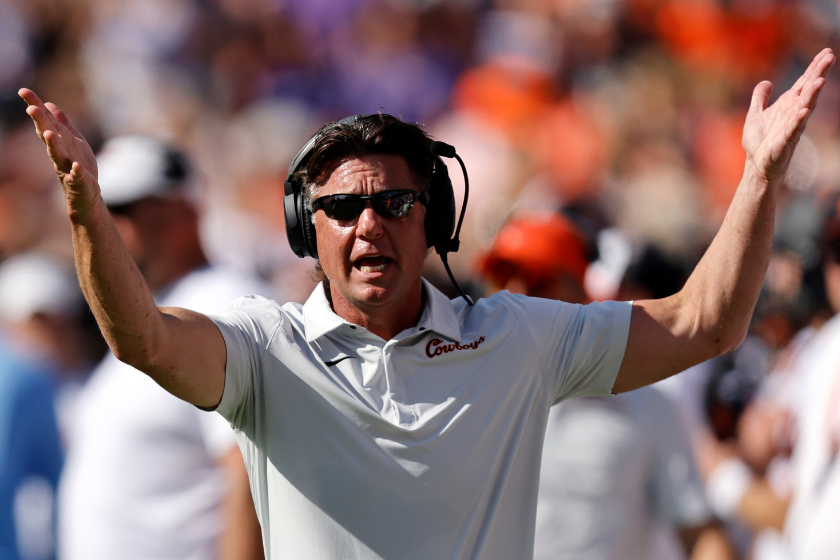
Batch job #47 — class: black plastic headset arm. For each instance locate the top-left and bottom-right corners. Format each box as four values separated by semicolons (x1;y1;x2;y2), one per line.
430;141;474;306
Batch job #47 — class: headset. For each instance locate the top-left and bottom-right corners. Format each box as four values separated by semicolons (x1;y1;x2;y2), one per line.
283;114;473;305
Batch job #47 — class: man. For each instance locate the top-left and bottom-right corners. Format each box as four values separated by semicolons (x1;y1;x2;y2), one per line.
478;214;727;560
0;252;104;439
18;47;834;559
54;136;265;560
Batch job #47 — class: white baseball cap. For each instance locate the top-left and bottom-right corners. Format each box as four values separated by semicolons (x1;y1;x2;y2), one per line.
0;253;83;324
96;135;192;207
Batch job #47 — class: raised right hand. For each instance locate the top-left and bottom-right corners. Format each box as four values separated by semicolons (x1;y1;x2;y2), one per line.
19;88;100;219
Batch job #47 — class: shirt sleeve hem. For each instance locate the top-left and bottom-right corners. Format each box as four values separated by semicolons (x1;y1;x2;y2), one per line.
603;300;633;396
205;313;239;419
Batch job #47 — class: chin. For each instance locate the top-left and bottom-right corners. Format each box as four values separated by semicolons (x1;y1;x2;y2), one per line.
351;284;395;306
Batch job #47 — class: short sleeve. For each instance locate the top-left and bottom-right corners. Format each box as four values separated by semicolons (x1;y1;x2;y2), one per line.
207;295;281;430
501;294;632;403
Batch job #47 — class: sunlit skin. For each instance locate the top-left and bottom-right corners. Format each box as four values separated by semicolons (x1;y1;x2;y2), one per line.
313;154;428;340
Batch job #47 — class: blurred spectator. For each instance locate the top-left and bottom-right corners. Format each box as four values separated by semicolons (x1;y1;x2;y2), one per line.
0;125;72;261
58;136;267;560
477;212;591;302
775;199;840;559
477;213;731;560
689;202;840;560
0;335;63;560
193;98;321;303
0;252;105;440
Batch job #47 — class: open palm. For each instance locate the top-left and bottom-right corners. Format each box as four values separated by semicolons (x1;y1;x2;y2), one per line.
19;88;99;216
743;49;835;187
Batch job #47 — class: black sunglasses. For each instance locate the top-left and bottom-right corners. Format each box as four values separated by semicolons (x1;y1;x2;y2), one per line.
312;189;428;221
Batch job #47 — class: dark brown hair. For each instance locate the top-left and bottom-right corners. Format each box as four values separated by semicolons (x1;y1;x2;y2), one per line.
293;113;436;211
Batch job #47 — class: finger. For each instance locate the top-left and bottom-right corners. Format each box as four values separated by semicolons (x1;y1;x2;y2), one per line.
788;107;811;145
798;76;826;112
813;50;836;82
25;104;58;141
68;161;89;188
749;81;773;116
42;128;73;172
792;48;832;93
22;92;60;133
45;102;85;139
23;94;61;130
18;88;45;108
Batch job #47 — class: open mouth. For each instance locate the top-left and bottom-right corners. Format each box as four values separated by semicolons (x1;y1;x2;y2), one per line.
354;256;392;273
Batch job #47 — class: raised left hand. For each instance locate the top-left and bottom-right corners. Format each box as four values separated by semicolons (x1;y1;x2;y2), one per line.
743;48;835;187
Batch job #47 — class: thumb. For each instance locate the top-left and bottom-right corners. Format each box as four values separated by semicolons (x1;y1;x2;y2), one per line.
66;161;89;189
749;81;773;117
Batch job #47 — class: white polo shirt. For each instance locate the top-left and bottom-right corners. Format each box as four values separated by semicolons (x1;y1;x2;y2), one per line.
210;280;632;560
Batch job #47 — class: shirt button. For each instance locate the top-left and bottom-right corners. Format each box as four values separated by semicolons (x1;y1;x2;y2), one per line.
349;325;356;329
419;327;425;331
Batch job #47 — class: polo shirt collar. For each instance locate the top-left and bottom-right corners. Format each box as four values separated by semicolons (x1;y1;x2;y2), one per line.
416;278;462;342
302;279;462;343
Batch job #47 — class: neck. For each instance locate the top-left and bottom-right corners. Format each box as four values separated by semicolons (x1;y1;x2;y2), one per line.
328;281;425;341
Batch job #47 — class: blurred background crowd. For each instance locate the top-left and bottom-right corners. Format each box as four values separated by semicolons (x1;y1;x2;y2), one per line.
3;0;840;558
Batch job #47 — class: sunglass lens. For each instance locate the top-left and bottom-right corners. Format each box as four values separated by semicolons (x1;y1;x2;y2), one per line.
376;191;415;217
323;196;363;220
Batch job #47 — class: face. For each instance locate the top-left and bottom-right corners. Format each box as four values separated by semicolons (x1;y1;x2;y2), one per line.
313;154;428;320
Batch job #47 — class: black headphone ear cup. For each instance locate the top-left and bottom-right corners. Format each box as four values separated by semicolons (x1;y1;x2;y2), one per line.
424;156;456;252
284;179;307;258
298;192;318;259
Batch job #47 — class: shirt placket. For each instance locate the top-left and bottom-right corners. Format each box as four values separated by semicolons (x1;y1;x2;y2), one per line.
383;341;416;426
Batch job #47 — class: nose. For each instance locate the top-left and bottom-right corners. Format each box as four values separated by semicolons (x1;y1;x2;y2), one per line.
356;201;384;240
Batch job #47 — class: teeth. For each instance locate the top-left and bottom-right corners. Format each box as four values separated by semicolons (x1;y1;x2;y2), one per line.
359;264;386;273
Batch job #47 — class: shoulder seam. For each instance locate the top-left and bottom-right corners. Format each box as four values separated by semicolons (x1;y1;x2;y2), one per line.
497;295;553;403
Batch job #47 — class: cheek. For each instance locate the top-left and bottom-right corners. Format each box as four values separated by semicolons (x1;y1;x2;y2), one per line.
314;218;353;273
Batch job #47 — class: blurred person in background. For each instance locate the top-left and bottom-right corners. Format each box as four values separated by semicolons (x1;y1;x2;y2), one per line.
0;252;106;440
779;199;840;559
477;213;733;560
0;335;63;560
57;136;266;560
0;125;73;262
699;198;840;560
0;253;101;560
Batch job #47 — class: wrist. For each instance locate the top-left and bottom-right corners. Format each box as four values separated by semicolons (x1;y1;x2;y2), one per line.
743;159;772;187
66;188;105;226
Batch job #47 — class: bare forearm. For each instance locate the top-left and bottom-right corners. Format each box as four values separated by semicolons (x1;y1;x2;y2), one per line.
679;163;776;354
70;197;165;365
